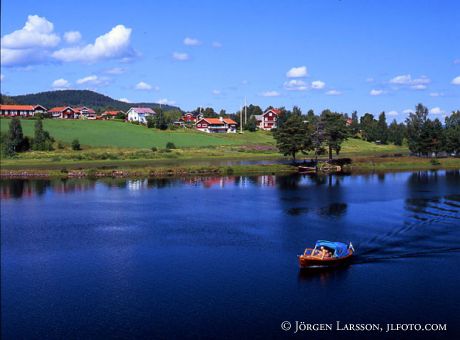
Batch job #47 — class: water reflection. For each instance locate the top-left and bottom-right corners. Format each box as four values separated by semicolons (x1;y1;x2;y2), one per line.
297;265;351;285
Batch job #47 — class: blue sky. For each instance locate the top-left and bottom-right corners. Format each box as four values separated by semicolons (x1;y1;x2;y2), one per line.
1;0;459;120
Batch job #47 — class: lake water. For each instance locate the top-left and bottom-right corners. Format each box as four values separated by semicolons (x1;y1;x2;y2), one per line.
1;171;460;339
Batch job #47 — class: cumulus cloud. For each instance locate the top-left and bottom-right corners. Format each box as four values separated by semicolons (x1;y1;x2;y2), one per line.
183;37;201;46
172;52;189;61
261;90;280;97
430;107;443;114
52;25;133;63
429;92;443;97
1;15;60;67
212;89;221;95
387;110;398;116
403;109;413;114
212;41;222;48
135;81;153;90
63;31;81;44
52;78;70;89
1;15;60;49
118;98;130;103
284;79;307;91
451;76;460;85
286;66;308;78
311;80;325;89
389;74;431;88
370;89;384;96
326;90;341;96
157;98;176;105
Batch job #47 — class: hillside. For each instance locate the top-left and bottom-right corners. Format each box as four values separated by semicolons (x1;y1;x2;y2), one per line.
0;90;179;112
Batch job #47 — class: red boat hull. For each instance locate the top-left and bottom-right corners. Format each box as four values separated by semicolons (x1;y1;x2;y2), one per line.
298;250;353;268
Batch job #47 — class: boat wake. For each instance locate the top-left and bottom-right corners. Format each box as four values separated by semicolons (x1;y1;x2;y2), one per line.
352;194;460;264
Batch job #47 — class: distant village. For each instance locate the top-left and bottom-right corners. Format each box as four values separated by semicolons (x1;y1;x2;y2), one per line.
0;104;281;133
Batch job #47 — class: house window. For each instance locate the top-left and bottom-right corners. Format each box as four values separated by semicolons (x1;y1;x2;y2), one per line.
269;113;272;117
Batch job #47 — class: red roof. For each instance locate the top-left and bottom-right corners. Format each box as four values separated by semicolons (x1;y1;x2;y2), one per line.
74;107;96;114
103;111;122;116
49;106;73;113
264;108;280;115
200;118;225;125
223;118;237;125
0;105;35;110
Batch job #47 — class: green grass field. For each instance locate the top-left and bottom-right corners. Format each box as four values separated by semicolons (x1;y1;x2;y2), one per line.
0;118;274;148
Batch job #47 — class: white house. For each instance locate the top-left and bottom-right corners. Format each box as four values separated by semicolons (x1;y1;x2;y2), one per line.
127;107;156;124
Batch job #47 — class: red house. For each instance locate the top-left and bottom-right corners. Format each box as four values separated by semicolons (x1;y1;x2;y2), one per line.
254;108;279;130
195;117;237;133
48;106;77;119
101;110;124;119
0;104;47;117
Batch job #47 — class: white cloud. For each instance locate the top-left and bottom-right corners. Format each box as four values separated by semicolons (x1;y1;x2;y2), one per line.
212;89;221;95
212;41;222;48
157;98;176;105
451;76;460;85
429;92;443;97
1;15;60;67
286;66;308;78
76;75;99;85
284;79;307;91
311;80;325;89
1;15;60;49
411;84;427;90
135;81;153;90
326;90;341;96
118;98;130;103
172;52;190;61
106;67;125;74
389;74;431;88
183;37;201;46
430;107;443;115
370;89;384;96
261;90;280;97
387;110;399;116
0;74;4;81
63;31;81;44
52;78;70;89
52;25;133;63
403;109;413;114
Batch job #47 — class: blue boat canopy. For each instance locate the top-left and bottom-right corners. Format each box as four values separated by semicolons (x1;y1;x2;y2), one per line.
315;240;349;258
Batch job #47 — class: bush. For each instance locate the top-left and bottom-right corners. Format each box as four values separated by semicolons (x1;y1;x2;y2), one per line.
57;142;65;149
430;159;441;166
166;142;176;149
71;139;81;151
151;147;158;152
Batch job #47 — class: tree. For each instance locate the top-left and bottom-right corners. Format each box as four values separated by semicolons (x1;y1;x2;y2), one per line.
388;119;405;146
406;103;428;155
419;119;444;157
71;139;81;150
350;110;360;137
146;116;155;128
376;112;388;144
273;115;312;161
115;112;126;120
33;118;54;151
360;113;378;142
4;117;28;156
320;110;349;160
245;115;258;132
292;106;302;116
444;111;460;155
306;109;317;124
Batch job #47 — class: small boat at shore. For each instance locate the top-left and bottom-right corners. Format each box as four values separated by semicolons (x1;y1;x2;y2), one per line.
298;240;354;269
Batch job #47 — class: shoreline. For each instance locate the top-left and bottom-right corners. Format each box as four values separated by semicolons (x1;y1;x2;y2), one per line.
1;156;459;179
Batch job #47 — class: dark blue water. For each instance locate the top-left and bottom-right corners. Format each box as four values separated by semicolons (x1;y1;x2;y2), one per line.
1;171;460;339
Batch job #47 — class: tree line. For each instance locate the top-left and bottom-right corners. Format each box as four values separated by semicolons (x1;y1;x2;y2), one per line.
272;103;459;160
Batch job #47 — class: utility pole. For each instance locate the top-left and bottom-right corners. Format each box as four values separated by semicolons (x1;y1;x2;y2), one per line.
240;104;243;133
244;97;247;125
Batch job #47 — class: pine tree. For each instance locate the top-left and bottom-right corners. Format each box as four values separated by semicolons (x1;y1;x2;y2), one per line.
321;110;349;160
377;112;388;144
273;115;312;161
